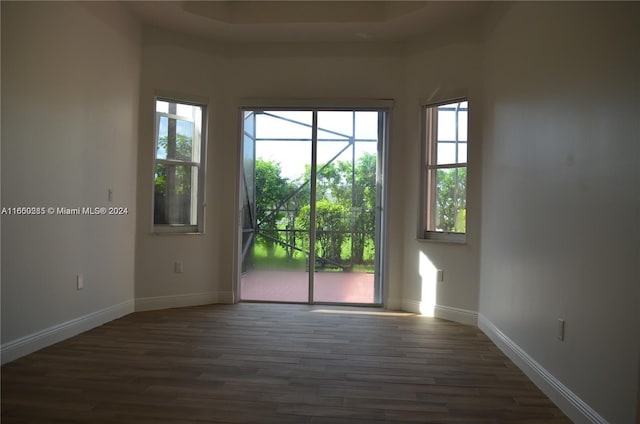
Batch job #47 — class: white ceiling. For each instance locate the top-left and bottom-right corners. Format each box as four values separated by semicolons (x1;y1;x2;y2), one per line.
124;1;489;43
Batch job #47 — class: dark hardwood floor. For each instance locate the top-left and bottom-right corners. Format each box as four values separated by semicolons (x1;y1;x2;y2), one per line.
1;303;572;423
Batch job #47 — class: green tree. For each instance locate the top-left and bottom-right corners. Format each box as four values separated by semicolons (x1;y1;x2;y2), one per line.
154;134;194;224
252;151;378;267
155;134;194;196
317;161;349;204
351;153;377;263
157;133;193;162
435;168;467;233
255;159;290;257
300;152;378;266
282;176;310;259
297;200;348;266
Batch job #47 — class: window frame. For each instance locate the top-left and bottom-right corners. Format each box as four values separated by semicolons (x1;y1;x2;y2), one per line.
421;98;468;243
152;93;208;234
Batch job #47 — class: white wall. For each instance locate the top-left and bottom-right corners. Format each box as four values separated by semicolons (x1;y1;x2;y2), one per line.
399;26;484;324
479;3;639;423
134;28;232;310
229;45;409;310
1;2;140;362
134;29;409;310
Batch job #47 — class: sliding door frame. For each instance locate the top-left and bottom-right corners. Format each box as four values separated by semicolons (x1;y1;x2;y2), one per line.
235;100;392;306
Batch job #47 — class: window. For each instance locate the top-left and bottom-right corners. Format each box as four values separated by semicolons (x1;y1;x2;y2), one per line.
423;99;468;242
153;97;206;233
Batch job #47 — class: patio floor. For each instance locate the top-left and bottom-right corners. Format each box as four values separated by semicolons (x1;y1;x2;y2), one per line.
240;270;376;303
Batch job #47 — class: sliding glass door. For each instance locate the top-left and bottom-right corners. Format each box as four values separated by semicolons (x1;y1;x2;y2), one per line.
240;108;387;305
240;111;312;302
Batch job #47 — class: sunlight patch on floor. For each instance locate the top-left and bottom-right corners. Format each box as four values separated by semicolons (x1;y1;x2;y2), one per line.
310;309;414;317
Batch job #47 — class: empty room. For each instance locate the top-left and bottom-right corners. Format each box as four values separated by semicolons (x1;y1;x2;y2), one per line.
1;2;639;423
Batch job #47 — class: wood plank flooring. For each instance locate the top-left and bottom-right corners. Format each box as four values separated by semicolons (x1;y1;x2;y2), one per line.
1;303;572;423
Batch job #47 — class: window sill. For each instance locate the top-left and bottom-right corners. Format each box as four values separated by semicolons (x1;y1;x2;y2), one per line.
153;232;203;236
153;225;203;235
418;233;466;244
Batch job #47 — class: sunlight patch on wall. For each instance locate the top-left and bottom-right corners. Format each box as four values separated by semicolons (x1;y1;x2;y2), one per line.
419;251;437;317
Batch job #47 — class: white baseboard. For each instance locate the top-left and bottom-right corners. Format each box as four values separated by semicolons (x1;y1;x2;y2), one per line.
217;291;235;304
401;299;478;326
478;314;607;424
401;299;422;314
385;296;402;311
434;304;478;326
1;299;134;365
135;291;233;312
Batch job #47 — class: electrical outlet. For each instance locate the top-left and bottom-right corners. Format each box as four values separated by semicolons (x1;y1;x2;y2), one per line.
436;269;444;282
175;261;183;273
557;319;565;341
77;274;84;290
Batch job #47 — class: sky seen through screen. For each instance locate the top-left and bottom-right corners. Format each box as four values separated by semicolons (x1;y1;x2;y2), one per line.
252;110;379;180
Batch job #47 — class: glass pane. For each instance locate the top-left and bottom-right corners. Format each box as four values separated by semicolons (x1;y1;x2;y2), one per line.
314;111;377;303
243;135;255;228
458;110;468;142
176;103;197;118
318;111;354;139
317;128;349;142
154;164;198;226
437;141;468;165
156;99;201;119
437;110;457;141
354;139;377;159
156;100;202;162
240;109;385;305
256;112;312;140
241;110;312;302
269;111;312;127
426;100;468;235
355;112;379;140
431;167;467;233
243;111;255;136
156;116;168;159
458;143;467;163
156;118;194;161
256;140;311;181
156;100;169;113
437;142;456;165
437;102;467;143
242;112;256;273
